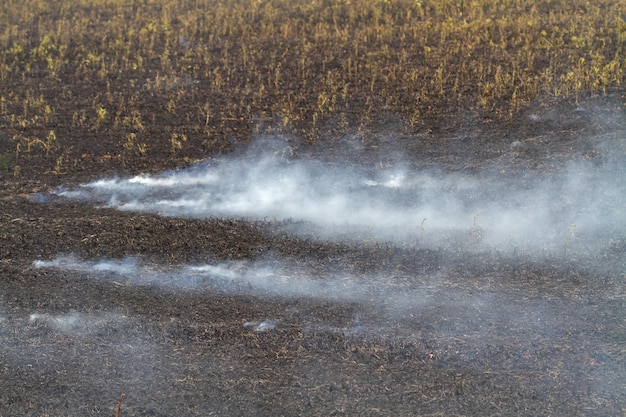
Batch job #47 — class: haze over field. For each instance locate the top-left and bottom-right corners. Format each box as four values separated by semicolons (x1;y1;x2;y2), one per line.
3;0;626;414
46;136;626;256
11;131;625;417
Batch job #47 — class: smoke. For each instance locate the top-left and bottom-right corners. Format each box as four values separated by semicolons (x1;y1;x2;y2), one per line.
44;137;626;256
28;311;122;336
24;132;626;412
1;305;169;414
27;134;626;351
32;254;402;303
17;127;626;415
31;253;576;347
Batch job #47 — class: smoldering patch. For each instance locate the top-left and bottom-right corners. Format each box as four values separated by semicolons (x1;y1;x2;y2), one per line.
39;137;625;257
243;319;278;332
31;254;394;302
30;254;572;345
27;311;123;336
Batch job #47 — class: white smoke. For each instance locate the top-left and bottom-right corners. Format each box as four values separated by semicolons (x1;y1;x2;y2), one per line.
18;131;626;415
243;319;278;332
28;311;122;335
32;254;391;302
31;254;575;343
44;138;626;255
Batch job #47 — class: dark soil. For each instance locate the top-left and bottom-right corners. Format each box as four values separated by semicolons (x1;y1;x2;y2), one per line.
1;93;626;417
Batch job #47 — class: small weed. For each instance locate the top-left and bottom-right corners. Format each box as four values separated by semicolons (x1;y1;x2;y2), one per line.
124;132;148;156
53;155;64;175
94;105;107;130
122;110;145;131
12;130;58;159
170;133;188;155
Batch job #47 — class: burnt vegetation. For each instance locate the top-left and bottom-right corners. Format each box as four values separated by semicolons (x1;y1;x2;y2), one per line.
1;1;626;416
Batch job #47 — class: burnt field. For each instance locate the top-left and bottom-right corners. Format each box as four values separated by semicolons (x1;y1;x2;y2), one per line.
1;1;626;416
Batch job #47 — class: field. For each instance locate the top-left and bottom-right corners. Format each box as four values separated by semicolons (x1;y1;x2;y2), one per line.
1;0;626;416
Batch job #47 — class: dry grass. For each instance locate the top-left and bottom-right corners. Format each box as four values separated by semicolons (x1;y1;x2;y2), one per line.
0;0;625;173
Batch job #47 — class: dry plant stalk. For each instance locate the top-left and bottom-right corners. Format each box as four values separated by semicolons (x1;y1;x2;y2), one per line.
115;392;125;417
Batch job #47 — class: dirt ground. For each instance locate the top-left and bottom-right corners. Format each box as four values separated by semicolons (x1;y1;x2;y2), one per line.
1;93;626;417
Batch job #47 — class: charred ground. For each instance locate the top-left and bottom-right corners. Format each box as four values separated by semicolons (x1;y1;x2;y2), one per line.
2;1;626;416
1;94;625;416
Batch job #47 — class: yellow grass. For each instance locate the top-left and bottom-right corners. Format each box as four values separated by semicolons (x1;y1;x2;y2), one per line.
1;0;624;166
